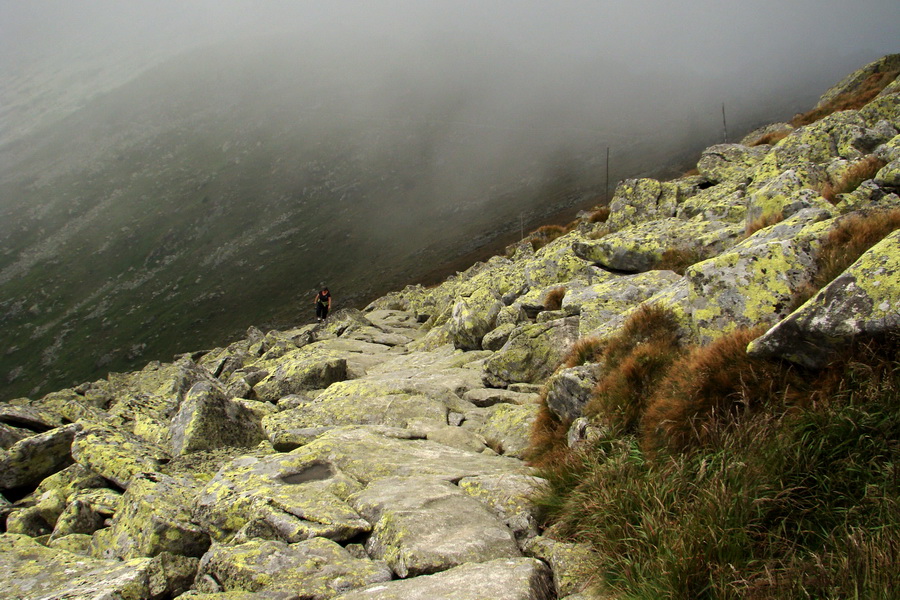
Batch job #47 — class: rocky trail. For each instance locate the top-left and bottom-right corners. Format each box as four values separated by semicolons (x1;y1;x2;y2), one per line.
2;54;900;599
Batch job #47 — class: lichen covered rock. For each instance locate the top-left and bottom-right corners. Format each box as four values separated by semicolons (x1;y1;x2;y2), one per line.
686;240;816;344
194;537;391;598
748;229;900;367
194;451;370;544
349;476;520;577
483;317;580;386
169;381;266;455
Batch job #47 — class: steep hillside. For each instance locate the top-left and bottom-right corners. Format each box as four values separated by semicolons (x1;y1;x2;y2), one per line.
0;55;898;599
1;33;766;403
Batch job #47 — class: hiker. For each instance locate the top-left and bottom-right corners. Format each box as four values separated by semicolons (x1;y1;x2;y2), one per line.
314;287;332;322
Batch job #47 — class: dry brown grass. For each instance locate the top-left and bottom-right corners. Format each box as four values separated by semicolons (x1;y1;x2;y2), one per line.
582;305;684;434
819;156;887;204
744;211;785;237
654;247;707;275
747;129;792;147
791;67;900;127
562;337;606;369
640;327;806;454
525;394;572;468
588;206;611;223
792;208;900;308
529;224;569;251
543;286;567;311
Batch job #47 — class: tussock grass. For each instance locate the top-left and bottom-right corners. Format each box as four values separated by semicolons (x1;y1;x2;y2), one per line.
791;65;900;127
819;155;887;204
792;208;900;308
562;336;605;369
582;305;683;434
534;332;900;599
588;206;611;223
640;327;805;453
744;211;785;238
543;286;567;311
526;393;572;468
654;247;707;275
747;129;792;147
528;224;570;251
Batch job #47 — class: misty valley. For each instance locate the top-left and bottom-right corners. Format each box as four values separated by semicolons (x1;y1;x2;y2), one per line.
0;34;818;401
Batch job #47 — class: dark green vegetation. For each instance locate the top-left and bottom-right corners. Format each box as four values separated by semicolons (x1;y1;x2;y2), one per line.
533;329;899;599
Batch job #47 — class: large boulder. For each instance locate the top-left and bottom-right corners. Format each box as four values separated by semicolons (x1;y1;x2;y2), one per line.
563;270;684;337
252;353;348;402
606;178;681;230
193;537;391;598
462;402;539;459
574;218;743;273
748;229;900;367
0;533;196;600
349;476;520;578
71;424;170;489
285;427;529;485
458;474;546;542
686;239;817;344
262;385;447;433
193;451;371;544
93;472;209;560
675;181;748;223
169;381;266;455
697;143;769;183
483;317;580;387
334;557;554;600
448;288;504;351
746;167;828;224
543;365;600;422
0;423;79;491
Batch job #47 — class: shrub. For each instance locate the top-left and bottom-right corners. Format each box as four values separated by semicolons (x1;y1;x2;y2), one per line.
819;155;887;204
542;286;566;311
792;208;900;308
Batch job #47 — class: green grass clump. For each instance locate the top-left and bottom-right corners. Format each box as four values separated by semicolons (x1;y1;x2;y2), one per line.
533;331;900;599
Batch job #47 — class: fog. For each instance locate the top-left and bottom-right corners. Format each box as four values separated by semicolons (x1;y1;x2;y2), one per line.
3;0;899;150
0;1;897;400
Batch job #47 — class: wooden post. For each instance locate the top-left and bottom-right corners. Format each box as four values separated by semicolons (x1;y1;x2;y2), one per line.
722;103;728;144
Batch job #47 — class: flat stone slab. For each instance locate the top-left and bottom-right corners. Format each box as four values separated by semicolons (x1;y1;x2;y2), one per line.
350;476;520;577
195;538;392;599
287;426;531;485
194;451;370;543
334;557;554;600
